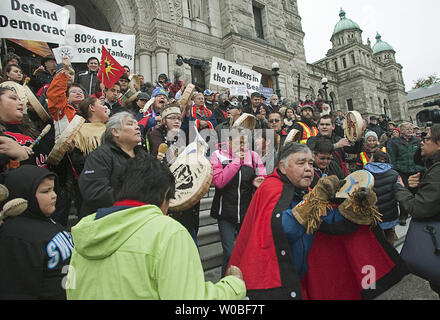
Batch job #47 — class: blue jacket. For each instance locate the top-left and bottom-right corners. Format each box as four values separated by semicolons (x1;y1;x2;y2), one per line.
281;194;353;279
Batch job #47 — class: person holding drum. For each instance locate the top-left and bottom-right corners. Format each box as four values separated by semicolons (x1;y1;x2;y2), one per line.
67;155;246;300
0;87;54;170
227;142;407;300
78;112;147;218
210;128;266;277
148;105;203;243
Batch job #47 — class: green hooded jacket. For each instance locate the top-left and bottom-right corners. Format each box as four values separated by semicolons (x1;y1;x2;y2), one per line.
66;204;245;300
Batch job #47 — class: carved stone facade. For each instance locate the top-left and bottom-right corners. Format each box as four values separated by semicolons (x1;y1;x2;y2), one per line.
56;0;410;122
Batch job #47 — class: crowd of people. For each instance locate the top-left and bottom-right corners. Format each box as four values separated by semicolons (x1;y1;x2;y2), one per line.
0;50;439;300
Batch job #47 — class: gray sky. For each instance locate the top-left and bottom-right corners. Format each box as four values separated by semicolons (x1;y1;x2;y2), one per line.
297;0;439;92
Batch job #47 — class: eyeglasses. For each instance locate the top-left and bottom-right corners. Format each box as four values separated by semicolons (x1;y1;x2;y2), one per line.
167;116;182;122
269;119;281;123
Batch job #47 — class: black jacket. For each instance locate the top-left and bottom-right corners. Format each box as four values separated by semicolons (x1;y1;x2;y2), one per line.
395;151;440;221
29;70;53;94
0;165;72;299
105;100;128;117
76;70;98;96
78;141;146;218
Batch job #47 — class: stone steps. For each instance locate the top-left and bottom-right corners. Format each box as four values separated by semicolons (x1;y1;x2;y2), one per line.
197;187;223;273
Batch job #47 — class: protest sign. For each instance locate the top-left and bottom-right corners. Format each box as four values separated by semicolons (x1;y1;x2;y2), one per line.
229;85;248;97
210;57;262;91
0;0;70;44
53;24;136;70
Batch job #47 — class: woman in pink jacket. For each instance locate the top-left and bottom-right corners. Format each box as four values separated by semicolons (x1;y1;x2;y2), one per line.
210;128;266;276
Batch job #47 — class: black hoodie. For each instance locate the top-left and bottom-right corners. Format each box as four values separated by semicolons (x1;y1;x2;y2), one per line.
0;165;73;300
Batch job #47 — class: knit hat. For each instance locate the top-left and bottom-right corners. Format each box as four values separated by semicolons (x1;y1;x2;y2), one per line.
136;92;150;101
364;130;378;141
152;87;168;98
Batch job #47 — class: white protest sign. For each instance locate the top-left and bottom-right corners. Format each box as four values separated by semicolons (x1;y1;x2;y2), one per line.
53;24;136;70
210;57;262;91
229;85;248;97
0;0;70;44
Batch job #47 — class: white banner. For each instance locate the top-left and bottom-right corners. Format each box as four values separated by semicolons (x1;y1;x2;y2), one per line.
0;0;70;44
210;57;262;91
53;24;136;70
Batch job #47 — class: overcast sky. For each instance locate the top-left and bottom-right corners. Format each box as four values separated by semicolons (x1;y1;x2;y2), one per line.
297;0;439;92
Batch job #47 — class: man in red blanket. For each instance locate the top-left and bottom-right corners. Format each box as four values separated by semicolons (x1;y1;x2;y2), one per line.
228;142;408;300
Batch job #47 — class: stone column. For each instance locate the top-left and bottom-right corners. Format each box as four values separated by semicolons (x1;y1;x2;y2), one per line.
156;48;169;78
139;50;152;83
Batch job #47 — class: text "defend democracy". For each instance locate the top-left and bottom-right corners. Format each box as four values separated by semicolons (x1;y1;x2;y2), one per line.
0;0;66;36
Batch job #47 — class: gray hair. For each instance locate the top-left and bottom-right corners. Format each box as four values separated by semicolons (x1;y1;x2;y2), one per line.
278;142;311;167
103;111;136;143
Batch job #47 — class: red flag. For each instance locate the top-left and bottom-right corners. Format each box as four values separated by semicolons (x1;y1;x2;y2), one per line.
97;46;126;89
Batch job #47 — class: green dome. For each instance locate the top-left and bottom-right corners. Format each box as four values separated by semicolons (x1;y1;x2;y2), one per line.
372;33;395;54
332;9;361;36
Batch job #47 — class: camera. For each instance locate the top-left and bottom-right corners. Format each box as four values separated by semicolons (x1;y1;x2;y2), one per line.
416;99;440;127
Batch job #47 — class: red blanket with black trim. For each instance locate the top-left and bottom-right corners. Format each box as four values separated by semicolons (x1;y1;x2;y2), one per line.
228;171;285;290
301;226;402;300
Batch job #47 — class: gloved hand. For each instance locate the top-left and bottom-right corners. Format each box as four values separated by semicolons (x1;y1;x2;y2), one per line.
291;176;344;234
338;187;382;226
310;175;345;201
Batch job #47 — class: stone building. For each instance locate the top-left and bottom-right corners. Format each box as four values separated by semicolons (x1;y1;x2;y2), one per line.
310;9;408;122
406;83;440;124
47;0;409;121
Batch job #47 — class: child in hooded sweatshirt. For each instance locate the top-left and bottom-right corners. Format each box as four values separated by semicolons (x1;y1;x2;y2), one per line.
364;150;400;245
0;165;73;299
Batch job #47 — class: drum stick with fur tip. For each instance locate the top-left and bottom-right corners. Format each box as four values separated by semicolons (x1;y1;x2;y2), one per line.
157;143;168;162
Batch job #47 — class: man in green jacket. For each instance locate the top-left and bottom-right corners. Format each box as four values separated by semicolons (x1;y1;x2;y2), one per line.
66;154;245;300
389;122;425;225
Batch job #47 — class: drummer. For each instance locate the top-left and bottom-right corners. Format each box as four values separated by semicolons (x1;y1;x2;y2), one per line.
0;87;54;170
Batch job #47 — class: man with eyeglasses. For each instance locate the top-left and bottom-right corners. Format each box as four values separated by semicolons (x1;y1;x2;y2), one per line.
268;112;287;153
310;137;346;188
